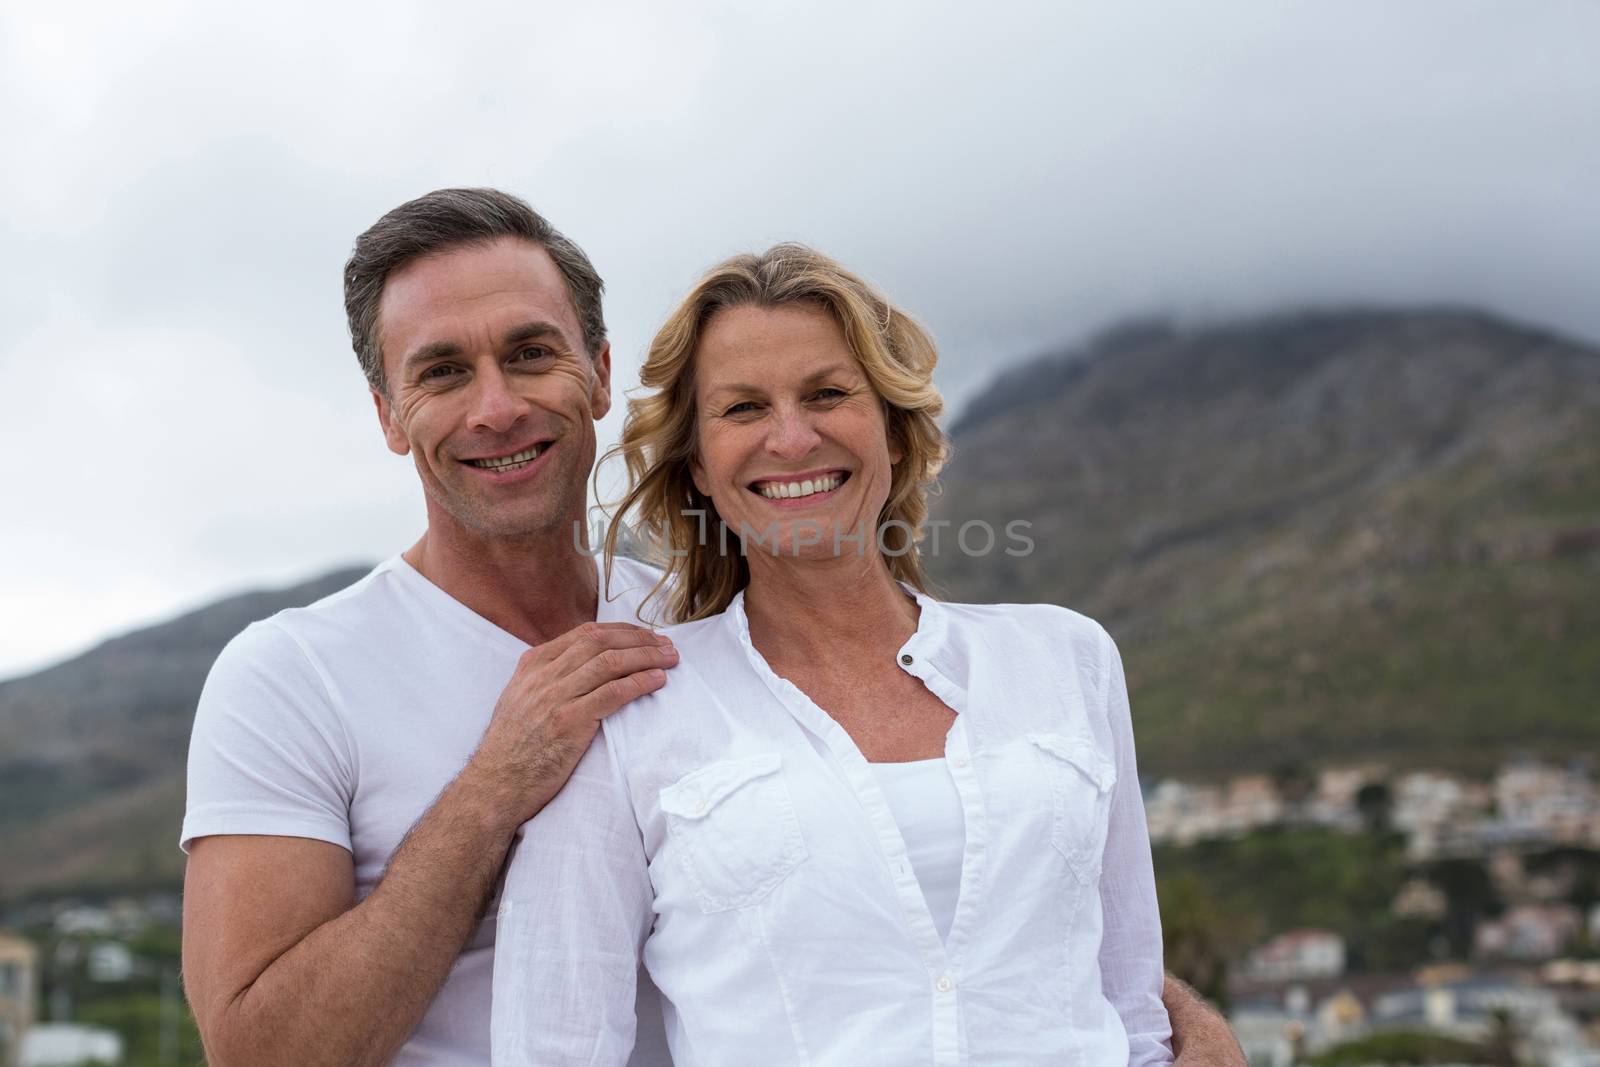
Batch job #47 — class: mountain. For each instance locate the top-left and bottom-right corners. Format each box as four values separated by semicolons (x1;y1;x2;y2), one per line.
927;307;1600;779
3;306;1597;899
0;567;371;898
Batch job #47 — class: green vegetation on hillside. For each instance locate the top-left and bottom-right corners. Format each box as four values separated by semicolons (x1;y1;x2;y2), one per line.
933;310;1600;780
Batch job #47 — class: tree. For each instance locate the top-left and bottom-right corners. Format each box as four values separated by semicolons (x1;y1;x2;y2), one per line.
1355;781;1393;834
1309;1029;1493;1066
1483;1006;1520;1067
1157;872;1243;1007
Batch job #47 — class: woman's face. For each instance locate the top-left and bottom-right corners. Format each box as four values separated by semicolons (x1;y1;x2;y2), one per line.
691;302;902;566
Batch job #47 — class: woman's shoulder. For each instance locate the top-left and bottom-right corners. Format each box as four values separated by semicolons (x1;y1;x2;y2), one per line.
934;598;1123;735
935;597;1110;649
933;597;1117;699
602;609;745;734
653;609;732;644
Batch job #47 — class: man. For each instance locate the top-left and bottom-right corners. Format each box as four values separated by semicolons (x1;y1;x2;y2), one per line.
181;188;1245;1066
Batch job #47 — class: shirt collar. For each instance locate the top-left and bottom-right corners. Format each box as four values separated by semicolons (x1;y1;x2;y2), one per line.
727;581;962;713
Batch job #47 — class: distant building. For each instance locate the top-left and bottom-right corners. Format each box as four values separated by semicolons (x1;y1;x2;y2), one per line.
1247;930;1347;983
1392;878;1448;921
1222;776;1285;835
40;899;166;941
1542;959;1600;987
1230;982;1385;1064
1475;904;1583;960
51;908;112;938
1145;780;1228;845
1495;761;1596;845
86;943;133;984
18;1024;121;1067
1391;770;1495;859
1370;974;1587;1067
0;932;39;1067
1227;1003;1300;1067
1144;758;1598;860
1314;989;1366;1049
1146;775;1288;846
1305;766;1379;831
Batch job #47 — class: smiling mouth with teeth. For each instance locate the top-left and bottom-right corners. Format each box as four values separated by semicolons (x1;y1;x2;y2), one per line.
465;443;548;473
751;472;849;500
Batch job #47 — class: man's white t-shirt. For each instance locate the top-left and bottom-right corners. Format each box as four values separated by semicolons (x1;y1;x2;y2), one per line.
181;553;673;1067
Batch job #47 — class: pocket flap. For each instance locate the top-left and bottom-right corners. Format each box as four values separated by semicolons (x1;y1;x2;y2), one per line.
659;753;783;819
1028;733;1116;792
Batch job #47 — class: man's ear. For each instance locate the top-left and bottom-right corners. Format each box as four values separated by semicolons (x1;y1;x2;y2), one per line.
372;389;411;456
589;342;613;421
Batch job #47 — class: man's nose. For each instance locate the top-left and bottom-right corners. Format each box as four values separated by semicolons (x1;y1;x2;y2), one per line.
764;405;822;460
466;367;528;434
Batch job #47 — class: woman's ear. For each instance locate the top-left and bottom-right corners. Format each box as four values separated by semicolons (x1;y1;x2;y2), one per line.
690;452;712;498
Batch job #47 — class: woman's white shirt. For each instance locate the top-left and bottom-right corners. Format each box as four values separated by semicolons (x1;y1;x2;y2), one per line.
491;590;1173;1067
870;759;965;944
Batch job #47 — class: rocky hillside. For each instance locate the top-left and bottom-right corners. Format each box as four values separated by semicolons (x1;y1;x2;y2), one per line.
929;308;1600;779
0;567;370;897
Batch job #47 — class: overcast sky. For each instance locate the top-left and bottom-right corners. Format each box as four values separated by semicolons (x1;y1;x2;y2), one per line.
3;1;1597;679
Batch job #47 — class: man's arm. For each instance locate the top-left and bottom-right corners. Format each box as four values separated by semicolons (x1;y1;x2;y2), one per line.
182;621;677;1067
1162;974;1246;1067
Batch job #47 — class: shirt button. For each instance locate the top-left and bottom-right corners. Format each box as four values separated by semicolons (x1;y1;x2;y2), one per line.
900;653;914;665
936;976;954;993
951;754;969;769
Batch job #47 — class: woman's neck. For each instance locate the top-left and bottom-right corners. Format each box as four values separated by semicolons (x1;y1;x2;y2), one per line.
742;553;920;668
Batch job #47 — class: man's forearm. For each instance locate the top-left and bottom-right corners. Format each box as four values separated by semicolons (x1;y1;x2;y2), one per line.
1163;973;1247;1067
205;768;518;1067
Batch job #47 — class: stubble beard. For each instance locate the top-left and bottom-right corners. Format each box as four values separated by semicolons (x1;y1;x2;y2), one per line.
425;442;592;544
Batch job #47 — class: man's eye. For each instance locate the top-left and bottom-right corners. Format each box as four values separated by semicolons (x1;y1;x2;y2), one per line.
513;346;552;363
422;364;459;381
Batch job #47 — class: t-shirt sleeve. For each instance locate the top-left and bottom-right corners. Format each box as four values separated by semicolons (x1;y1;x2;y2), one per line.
180;618;355;854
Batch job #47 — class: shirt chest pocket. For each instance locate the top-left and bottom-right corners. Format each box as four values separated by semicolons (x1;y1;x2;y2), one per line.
658;752;809;914
1028;733;1117;886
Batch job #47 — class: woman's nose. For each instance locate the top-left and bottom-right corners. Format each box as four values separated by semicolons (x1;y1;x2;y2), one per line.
765;405;822;459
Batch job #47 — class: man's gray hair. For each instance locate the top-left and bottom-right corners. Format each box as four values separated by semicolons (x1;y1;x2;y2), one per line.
343;188;607;393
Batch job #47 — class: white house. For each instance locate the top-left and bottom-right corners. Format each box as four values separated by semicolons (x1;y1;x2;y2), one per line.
19;1024;121;1067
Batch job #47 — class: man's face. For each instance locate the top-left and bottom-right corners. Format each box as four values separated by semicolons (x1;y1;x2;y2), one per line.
372;237;611;541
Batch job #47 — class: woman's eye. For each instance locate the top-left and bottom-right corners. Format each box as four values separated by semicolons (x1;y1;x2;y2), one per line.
813;387;847;401
725;401;760;416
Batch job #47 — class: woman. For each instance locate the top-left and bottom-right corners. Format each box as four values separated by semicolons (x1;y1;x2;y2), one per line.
490;245;1172;1065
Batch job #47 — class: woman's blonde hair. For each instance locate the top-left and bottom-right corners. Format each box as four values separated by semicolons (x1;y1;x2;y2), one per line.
601;243;949;623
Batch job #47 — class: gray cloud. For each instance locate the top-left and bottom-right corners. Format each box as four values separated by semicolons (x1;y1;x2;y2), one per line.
4;0;1598;675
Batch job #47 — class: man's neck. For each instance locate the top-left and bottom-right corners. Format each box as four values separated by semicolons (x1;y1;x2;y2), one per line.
402;522;599;647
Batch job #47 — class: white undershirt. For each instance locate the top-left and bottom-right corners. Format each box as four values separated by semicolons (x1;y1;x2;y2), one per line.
869;757;966;944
